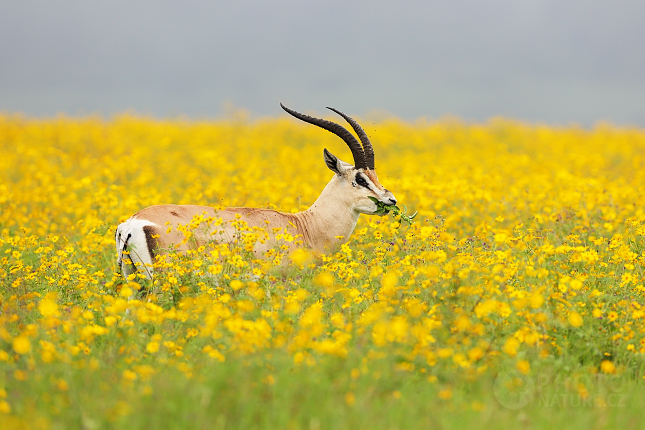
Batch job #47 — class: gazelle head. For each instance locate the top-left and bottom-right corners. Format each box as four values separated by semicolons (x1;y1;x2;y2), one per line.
281;103;397;216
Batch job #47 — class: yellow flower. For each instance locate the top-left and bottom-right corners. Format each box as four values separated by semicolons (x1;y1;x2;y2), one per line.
314;271;334;287
290;248;312;266
570;279;583;290
494;232;509;244
468;347;484;362
454;315;471;332
529;293;544;309
438;389;452;400
284;301;300;315
350;369;360;380
437;348;453;358
381;273;398;290
600;360;616;374
313;272;335;296
516;360;530;375
120;286;133;298
230;280;244;291
568;311;583;328
38;299;60;318
12;336;31;355
369;265;383;278
475;300;497;318
123;369;138;381
503;338;520;357
146;341;160;353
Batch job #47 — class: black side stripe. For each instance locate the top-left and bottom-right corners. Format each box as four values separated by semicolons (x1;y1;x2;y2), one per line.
142;225;158;262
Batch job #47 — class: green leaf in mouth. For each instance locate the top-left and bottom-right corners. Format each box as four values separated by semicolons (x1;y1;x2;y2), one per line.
368;196;418;226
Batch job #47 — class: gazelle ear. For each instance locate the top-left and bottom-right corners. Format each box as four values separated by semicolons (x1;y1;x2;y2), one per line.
323;148;343;175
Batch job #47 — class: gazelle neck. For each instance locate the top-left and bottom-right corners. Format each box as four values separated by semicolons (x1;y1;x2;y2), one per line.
294;176;360;251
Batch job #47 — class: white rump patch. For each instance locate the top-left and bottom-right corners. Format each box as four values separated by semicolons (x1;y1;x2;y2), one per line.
115;218;158;279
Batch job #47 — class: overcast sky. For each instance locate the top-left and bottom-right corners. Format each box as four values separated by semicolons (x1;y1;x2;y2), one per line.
1;0;644;126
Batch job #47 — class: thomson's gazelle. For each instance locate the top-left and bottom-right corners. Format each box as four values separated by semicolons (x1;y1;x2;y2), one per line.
116;103;397;278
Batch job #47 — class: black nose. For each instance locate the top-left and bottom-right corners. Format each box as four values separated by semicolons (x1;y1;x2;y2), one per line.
387;198;397;205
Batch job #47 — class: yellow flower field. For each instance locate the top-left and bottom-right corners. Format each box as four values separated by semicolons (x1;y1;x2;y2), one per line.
1;113;645;429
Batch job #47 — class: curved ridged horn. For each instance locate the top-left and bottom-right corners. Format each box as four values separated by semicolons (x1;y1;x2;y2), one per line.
326;107;375;170
280;103;367;170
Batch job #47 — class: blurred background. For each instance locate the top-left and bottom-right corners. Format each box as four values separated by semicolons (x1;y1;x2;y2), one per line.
1;0;644;126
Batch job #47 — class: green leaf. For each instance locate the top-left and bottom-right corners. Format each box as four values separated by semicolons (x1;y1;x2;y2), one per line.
368;196;417;226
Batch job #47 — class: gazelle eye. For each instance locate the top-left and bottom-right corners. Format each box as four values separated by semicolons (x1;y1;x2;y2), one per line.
355;175;369;188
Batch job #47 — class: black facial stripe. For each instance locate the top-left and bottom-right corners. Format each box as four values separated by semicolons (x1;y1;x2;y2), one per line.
355;174;370;189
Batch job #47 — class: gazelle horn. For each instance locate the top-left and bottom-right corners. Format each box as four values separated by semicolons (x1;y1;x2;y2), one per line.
326;107;375;170
280;103;367;170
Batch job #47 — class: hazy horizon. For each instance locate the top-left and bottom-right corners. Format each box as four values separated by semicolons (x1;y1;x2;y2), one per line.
2;0;644;126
